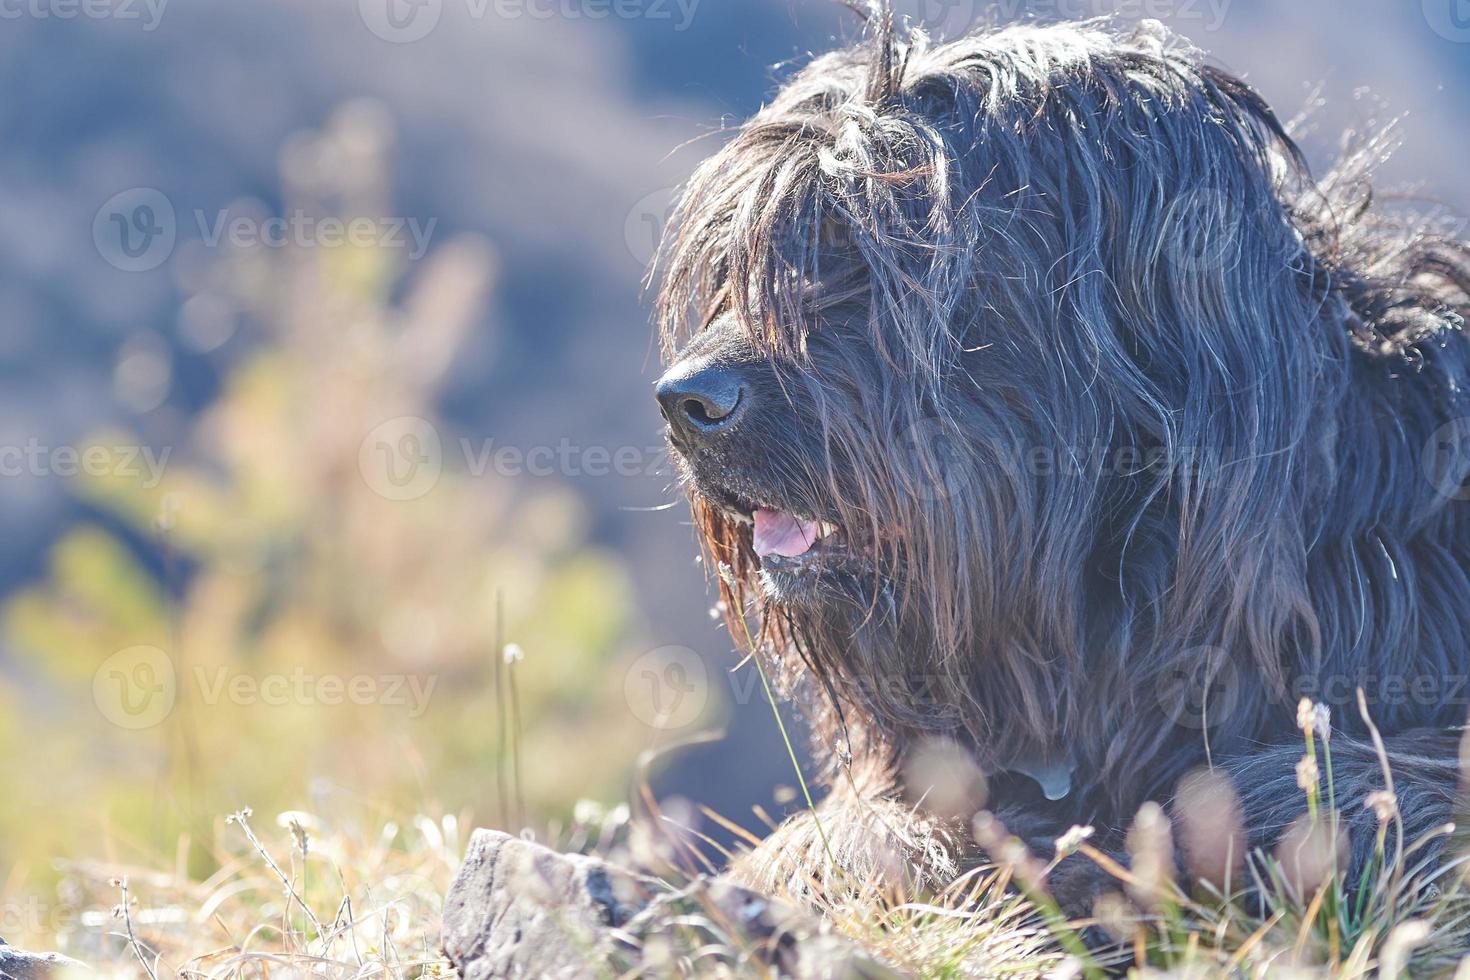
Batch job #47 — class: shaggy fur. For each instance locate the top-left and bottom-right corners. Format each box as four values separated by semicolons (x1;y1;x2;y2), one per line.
653;9;1470;914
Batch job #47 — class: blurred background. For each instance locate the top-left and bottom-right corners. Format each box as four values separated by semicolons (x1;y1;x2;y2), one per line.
0;0;1465;949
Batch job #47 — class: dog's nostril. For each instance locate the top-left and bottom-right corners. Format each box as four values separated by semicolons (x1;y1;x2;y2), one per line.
682;391;739;426
683;398;713;424
655;364;748;437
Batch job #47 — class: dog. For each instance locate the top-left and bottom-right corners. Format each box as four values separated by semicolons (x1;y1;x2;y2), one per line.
652;9;1470;916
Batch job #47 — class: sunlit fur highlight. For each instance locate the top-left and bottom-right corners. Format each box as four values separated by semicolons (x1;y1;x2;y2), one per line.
655;12;1470;907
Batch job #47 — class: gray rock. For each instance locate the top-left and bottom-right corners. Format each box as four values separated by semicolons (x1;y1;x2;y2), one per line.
0;945;90;979
440;828;896;979
441;829;658;979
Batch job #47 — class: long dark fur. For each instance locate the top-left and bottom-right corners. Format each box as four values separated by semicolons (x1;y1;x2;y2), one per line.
654;11;1470;911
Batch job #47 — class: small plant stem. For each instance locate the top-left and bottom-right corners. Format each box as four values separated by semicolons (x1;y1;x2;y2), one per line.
228;808;325;941
117;876;160;980
731;601;838;873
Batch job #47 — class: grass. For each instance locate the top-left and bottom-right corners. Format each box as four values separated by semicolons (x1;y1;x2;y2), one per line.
47;805;462;978
606;690;1470;978
940;694;1470;979
26;691;1470;978
808;863;1069;977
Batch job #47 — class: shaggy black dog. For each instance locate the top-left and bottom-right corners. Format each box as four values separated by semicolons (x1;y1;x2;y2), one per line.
653;11;1470;915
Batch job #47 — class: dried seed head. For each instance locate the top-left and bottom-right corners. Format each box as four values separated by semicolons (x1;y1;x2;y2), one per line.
1174;767;1245;890
1054;824;1095;859
901;737;988;823
1379;919;1431;980
972;811;1046;890
287;818;310;855
1295;698;1332;741
1314;703;1332;742
1276;812;1346;898
1126;802;1175;910
1365;790;1399;825
1296;755;1320;793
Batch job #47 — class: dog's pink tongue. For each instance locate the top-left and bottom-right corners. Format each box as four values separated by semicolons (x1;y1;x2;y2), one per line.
752;507;819;558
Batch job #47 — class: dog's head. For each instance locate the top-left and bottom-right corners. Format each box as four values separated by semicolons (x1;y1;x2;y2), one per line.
652;15;1470;761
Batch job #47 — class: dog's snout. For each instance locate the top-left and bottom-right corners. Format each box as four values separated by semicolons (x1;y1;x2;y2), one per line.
656;362;748;440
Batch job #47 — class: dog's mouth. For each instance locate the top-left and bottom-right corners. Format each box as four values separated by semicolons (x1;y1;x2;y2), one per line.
751;507;841;562
702;487;874;584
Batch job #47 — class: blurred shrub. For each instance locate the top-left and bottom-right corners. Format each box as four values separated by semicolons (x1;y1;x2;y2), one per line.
0;103;668;912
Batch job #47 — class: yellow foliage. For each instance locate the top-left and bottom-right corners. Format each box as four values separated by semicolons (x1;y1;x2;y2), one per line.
0;106;671;934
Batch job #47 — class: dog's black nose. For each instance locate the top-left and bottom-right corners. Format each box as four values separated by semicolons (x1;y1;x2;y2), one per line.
656;362;747;439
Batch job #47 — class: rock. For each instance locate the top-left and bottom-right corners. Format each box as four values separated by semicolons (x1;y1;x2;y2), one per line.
440;828;895;979
441;829;658;979
0;945;90;979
